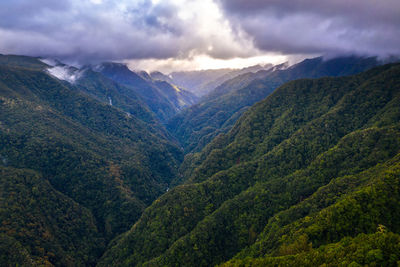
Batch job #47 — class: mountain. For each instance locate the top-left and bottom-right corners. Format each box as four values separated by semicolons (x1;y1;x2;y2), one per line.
98;63;400;266
168;68;234;96
167;56;381;154
152;79;198;112
167;64;275;97
38;59;158;125
93;63;197;122
150;71;174;84
149;71;198;108
0;167;104;266
2;54;400;266
75;69;157;124
0;55;183;265
197;64;276;97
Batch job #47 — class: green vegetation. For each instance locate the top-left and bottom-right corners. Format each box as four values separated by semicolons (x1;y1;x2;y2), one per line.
224;158;400;266
99;63;400;266
96;62;197;122
167;56;380;153
1;54;399;266
0;54;47;70
0;55;183;265
75;68;157;124
0;167;103;266
223;232;400;267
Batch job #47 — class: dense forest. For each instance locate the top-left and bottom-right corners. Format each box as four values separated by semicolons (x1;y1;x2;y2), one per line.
0;55;183;265
93;62;197;122
99;63;400;266
167;56;380;153
1;54;400;266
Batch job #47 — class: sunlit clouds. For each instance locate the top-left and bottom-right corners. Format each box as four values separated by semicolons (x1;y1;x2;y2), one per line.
0;0;399;71
127;54;292;73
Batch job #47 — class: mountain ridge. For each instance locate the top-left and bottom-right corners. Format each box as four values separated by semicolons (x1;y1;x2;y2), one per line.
1;54;400;266
167;56;382;155
98;62;400;266
0;55;184;265
93;62;198;122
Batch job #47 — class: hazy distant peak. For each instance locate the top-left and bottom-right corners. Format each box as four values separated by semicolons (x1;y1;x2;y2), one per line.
239;63;274;73
136;70;152;81
271;61;289;71
100;62;126;67
98;62;127;69
150;71;164;76
87;62;132;74
150;71;174;84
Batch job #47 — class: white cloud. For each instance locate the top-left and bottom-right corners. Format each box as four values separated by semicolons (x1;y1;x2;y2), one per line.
0;0;398;70
0;0;260;65
46;66;83;83
126;53;290;73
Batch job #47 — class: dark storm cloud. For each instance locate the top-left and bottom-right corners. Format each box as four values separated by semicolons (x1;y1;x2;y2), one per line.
217;0;400;56
2;0;397;64
0;0;250;64
0;0;182;62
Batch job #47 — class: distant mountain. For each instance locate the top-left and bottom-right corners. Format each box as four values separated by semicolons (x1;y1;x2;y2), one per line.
198;64;276;97
152;79;198;112
99;63;400;267
0;55;183;265
168;64;275;97
136;70;152;81
150;71;174;84
167;56;382;154
92;62;197;122
203;62;289;101
168;68;233;97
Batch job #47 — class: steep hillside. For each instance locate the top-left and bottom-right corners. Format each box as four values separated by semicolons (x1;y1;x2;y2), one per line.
99;63;400;266
167;56;380;153
152;80;198;110
75;68;157;124
94;63;197;122
0;167;104;266
0;55;183;265
223;156;400;266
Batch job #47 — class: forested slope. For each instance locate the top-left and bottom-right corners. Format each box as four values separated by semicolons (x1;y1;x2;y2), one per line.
224;154;400;266
74;68;157;124
167;56;380;153
95;63;197;122
0;167;103;266
0;55;183;266
99;63;400;266
1;54;399;266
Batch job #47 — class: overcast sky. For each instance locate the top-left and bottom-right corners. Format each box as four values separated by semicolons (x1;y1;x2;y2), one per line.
0;0;399;72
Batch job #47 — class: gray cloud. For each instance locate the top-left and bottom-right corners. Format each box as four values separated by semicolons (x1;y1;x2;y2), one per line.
0;0;398;65
0;0;253;64
217;0;400;56
0;0;177;62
